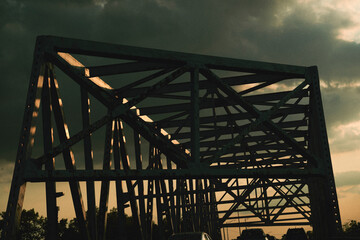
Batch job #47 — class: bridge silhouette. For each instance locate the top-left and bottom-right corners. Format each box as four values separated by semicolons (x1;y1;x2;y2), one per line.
2;36;341;240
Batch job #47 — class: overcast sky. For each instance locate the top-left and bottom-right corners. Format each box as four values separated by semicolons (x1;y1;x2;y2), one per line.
1;0;360;237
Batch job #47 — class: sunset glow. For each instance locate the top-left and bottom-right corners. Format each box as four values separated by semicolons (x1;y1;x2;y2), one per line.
1;0;360;239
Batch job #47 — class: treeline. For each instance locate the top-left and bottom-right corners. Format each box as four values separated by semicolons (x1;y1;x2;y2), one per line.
280;221;360;240
0;208;164;240
342;220;360;237
1;208;360;240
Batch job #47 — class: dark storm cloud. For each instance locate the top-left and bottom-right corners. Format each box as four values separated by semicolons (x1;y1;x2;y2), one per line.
320;85;360;153
226;3;360;82
324;86;360;127
0;0;286;162
1;0;360;163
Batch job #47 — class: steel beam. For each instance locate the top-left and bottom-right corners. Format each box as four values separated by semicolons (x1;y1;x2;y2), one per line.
119;74;296;97
191;67;200;164
81;88;97;240
49;73;89;240
113;120;128;240
137;92;308;115
4;36;342;240
1;38;46;240
40;35;306;75
98;120;113;240
23;168;323;182
43;65;58;240
307;66;342;240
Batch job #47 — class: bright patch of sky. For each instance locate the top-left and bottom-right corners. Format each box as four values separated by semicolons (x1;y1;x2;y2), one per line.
328;0;360;43
320;79;360;89
333;120;360;138
297;0;360;43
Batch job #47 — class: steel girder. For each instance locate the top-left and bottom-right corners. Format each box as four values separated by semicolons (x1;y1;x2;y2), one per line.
2;36;341;240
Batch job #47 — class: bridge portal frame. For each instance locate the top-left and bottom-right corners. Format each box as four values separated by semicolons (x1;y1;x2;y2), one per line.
2;36;341;240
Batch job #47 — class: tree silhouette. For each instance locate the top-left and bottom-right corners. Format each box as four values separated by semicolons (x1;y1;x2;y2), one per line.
0;209;46;240
343;220;360;236
0;208;164;240
11;209;360;239
18;209;46;240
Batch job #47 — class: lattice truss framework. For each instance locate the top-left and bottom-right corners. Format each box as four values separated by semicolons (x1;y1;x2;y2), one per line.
2;36;341;240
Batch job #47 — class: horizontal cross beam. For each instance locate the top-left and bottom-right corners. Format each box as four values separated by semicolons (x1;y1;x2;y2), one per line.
23;168;324;182
40;35;307;76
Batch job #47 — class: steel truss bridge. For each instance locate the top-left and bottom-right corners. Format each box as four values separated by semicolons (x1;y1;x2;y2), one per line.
2;36;341;240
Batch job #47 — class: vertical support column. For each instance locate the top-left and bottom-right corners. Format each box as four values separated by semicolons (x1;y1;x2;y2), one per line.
190;67;200;164
181;180;194;232
134;130;146;237
196;180;205;232
166;157;177;233
190;66;201;234
113;120;128;240
49;74;89;240
209;180;221;240
118;120;143;240
262;179;270;224
188;179;199;231
146;146;155;240
146;178;154;240
43;64;58;240
98;119;114;240
1;39;45;240
158;156;174;235
203;179;211;234
81;88;97;240
180;180;187;231
154;152;165;240
307;66;342;239
175;174;181;233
